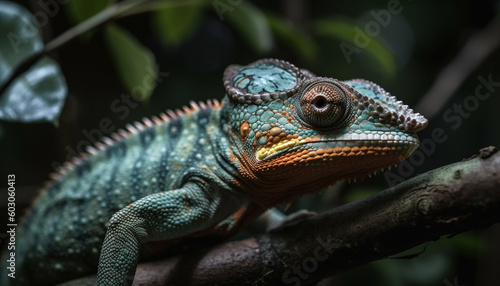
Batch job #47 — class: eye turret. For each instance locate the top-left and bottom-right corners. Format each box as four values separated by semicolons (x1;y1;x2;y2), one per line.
295;79;355;129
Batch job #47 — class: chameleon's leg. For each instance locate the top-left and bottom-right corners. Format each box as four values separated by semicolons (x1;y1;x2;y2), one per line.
96;182;236;286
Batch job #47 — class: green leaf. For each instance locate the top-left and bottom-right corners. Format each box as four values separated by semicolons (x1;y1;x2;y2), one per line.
0;57;67;123
265;13;317;62
225;1;273;54
0;2;43;86
313;18;396;76
0;2;67;123
104;24;157;102
66;0;114;24
153;3;203;48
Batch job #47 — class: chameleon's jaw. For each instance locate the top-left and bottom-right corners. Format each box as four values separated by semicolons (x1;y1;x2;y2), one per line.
255;131;420;162
245;132;420;207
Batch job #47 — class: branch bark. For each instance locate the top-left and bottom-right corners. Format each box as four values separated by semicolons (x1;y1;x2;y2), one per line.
62;146;500;286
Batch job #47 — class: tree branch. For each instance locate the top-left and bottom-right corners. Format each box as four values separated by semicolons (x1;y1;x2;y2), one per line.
62;146;500;286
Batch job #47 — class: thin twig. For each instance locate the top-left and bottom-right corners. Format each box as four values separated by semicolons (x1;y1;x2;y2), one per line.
415;15;500;118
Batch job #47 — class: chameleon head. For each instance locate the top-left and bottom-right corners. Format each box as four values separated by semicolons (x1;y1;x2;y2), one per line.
222;59;428;206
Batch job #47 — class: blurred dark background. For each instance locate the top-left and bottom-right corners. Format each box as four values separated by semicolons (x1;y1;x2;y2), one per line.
1;0;500;285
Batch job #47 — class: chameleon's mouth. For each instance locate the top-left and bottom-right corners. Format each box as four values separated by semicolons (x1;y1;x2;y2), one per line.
255;132;420;161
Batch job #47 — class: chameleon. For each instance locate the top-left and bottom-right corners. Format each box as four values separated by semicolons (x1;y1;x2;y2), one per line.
0;58;427;285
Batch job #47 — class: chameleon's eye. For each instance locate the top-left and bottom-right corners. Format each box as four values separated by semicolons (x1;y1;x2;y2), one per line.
296;79;354;129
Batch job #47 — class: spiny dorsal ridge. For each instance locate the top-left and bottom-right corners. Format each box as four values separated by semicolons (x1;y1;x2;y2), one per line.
175;109;184;117
102;136;114;146
189;100;200;110
142;117;153;128
95;142;106;151
86;145;98;155
133;121;145;131
126;123;138;134
151;115;162;125
110;132;122;142
43;99;223;190
118;129;128;138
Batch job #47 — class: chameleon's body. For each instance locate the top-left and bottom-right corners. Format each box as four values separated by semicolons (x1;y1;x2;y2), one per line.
0;59;427;285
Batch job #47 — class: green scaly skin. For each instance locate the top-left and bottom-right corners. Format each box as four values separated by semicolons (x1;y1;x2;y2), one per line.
0;59;427;285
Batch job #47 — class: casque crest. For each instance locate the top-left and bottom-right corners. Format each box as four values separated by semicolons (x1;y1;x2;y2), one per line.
223;59;306;104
